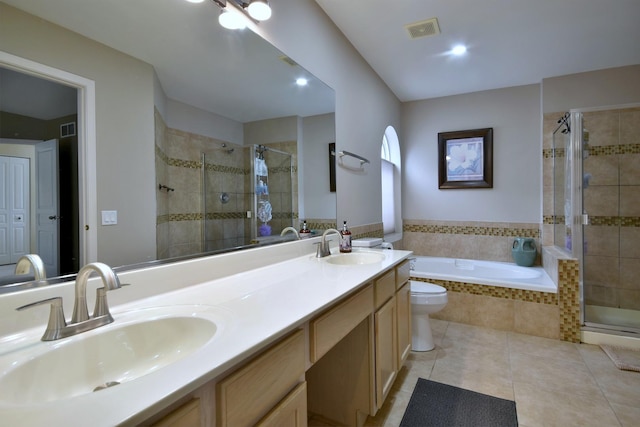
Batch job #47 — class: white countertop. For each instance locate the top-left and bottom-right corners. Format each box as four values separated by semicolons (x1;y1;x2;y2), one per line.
0;245;411;426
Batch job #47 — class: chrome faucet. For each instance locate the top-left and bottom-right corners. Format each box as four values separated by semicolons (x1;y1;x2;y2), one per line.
316;228;342;258
16;262;124;341
15;254;46;280
280;226;300;239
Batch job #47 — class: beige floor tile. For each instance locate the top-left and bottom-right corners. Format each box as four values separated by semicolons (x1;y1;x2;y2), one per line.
578;344;640;408
513;381;621;427
364;388;413;427
509;330;583;360
392;354;437;394
441;321;509;350
511;351;602;397
611;402;640;427
332;321;638;427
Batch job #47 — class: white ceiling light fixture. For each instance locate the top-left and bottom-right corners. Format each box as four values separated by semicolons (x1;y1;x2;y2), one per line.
296;77;308;86
211;0;271;30
247;0;272;21
451;44;467;56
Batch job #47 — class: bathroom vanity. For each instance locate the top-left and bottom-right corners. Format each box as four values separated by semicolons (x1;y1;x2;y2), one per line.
0;238;412;426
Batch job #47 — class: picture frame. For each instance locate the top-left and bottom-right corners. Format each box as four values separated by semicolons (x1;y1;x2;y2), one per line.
438;128;493;189
329;142;336;192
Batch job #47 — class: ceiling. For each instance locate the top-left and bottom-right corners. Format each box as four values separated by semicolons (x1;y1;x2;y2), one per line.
2;0;640;118
315;0;640;101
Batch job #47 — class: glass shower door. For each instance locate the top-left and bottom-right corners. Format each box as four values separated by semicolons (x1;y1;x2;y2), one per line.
579;107;640;334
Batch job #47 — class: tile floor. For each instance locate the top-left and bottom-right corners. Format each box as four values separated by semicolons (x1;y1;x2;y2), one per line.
365;319;640;427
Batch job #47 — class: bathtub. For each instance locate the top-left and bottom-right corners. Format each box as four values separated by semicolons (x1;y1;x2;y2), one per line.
409;256;556;293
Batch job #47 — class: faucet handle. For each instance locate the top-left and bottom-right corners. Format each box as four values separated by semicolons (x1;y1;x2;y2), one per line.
92;283;129;318
16;297;67;341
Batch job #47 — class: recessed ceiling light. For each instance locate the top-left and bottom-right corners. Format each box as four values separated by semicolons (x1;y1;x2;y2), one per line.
184;0;205;3
451;45;467;55
296;78;308;86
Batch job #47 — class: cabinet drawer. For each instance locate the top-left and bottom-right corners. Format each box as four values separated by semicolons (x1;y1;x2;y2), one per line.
396;260;410;290
256;382;308;427
216;330;305;427
374;269;396;309
310;284;373;362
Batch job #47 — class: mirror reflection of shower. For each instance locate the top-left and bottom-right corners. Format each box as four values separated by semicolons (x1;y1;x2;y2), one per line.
251;144;295;243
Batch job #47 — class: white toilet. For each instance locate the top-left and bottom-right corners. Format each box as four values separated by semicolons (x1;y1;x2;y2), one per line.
410;280;448;351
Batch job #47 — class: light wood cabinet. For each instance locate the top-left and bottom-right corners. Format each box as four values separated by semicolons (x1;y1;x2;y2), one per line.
310;285;373;362
150;398;201;427
145;259;412;427
374;269;395;309
216;330;305;427
374;296;397;407
396;282;411;365
257;382;308;427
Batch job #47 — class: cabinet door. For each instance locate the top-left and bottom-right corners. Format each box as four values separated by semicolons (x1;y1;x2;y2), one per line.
374;296;397;408
151;398;200;427
396;282;411;365
257;382;307;427
217;330;305;427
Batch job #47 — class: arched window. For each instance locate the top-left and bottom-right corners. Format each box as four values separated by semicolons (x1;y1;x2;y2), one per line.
381;126;401;240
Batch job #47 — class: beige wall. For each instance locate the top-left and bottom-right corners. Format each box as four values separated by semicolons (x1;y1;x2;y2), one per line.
256;0;402;228
542;65;640;113
0;3;157;267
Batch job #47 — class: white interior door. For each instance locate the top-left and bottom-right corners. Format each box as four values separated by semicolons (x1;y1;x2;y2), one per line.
0;156;30;265
36;139;59;277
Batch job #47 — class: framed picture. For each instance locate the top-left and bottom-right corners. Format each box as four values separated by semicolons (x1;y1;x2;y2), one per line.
438;128;493;189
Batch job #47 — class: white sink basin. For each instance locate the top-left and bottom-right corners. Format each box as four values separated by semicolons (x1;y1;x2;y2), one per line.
325;252;386;265
0;305;224;404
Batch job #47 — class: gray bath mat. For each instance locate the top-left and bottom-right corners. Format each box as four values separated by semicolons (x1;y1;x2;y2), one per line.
400;378;518;426
601;345;640;372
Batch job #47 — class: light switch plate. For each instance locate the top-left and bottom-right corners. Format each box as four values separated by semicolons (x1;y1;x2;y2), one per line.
101;210;118;225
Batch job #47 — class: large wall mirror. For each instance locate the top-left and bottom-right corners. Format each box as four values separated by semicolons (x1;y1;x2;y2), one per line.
0;0;336;290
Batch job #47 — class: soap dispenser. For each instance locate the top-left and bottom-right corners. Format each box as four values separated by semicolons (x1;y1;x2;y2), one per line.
299;220;311;239
339;221;352;253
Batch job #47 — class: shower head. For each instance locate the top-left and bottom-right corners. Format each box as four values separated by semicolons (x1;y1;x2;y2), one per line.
220;143;234;154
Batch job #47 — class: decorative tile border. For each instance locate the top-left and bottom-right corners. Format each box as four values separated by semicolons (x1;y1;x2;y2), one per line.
544;215;640;227
403;223;540;238
543;215;565;225
157;211;298;225
411;277;557;305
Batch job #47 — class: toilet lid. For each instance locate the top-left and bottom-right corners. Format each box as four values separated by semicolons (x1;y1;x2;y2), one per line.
410;281;446;294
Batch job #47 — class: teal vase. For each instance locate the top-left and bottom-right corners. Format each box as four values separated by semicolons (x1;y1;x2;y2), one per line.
512;238;536;267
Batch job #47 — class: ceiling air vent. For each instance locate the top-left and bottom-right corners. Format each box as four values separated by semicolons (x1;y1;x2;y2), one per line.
405;17;440;39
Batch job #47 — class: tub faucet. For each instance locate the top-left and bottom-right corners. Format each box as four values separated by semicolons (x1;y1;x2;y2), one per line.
316;228;342;258
280;226;300;240
15;254;46;280
16;262;125;341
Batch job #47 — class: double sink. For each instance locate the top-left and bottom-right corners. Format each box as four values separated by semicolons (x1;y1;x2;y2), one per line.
0;250;387;410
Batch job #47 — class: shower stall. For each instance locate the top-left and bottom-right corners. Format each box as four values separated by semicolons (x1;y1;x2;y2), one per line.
553;106;640;336
201;143;295;252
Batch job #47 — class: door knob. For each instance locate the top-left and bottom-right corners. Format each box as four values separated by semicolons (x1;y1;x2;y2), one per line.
49;215;58;220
